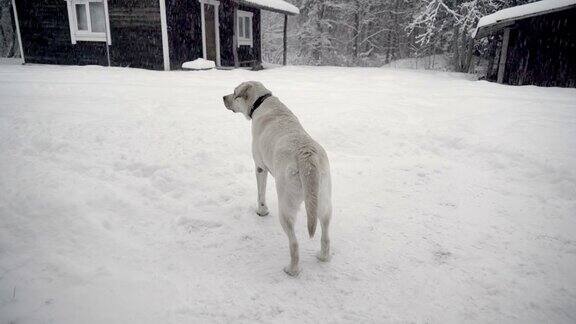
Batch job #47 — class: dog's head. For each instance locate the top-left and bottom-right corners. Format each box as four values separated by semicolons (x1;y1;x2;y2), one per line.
223;81;271;119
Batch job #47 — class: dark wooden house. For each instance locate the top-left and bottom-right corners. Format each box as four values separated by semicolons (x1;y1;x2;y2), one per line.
11;0;298;70
474;0;576;87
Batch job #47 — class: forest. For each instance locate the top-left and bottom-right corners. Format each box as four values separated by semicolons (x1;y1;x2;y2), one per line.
262;0;534;72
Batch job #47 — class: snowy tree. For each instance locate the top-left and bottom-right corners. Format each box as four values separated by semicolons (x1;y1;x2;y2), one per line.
261;12;288;64
293;0;344;65
407;0;536;72
0;0;17;58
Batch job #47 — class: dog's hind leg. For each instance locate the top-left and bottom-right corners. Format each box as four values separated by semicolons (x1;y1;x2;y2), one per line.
255;166;269;216
280;210;300;276
277;181;302;276
317;205;331;262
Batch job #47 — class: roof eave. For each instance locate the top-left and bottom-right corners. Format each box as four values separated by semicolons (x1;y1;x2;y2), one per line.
474;21;515;39
474;3;576;38
237;1;299;15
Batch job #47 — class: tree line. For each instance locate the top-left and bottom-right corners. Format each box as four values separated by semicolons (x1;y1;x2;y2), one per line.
262;0;534;72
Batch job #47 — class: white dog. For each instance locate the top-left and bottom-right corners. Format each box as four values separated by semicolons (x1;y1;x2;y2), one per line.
223;81;332;276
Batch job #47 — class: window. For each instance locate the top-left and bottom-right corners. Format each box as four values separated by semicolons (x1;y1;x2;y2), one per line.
65;0;111;44
237;10;253;47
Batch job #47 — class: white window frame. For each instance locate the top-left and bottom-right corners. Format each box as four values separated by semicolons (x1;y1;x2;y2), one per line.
64;0;111;45
236;10;253;47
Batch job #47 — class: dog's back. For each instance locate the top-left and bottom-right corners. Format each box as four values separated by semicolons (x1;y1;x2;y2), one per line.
251;98;332;238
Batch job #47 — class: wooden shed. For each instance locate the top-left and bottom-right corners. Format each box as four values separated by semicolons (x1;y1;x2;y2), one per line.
473;0;576;87
10;0;299;71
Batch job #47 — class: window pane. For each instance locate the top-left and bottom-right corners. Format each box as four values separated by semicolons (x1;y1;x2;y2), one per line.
75;4;88;31
238;17;244;38
89;2;106;33
244;17;250;38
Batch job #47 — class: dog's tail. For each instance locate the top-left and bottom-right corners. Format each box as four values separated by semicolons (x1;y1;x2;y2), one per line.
298;148;321;238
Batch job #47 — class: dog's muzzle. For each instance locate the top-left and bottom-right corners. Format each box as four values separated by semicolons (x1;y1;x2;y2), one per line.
223;95;233;111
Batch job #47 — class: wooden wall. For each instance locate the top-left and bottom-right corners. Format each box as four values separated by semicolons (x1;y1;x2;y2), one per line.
108;0;164;70
236;4;261;67
218;0;236;67
166;0;203;70
501;8;576;87
16;0;164;70
218;2;261;67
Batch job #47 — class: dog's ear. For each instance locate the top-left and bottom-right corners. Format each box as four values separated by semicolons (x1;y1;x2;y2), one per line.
235;82;252;99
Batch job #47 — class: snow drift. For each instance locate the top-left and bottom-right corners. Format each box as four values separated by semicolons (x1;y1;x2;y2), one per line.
182;58;216;70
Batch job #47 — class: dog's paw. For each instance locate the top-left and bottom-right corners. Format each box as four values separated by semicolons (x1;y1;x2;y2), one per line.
283;266;301;277
256;205;269;217
316;252;331;262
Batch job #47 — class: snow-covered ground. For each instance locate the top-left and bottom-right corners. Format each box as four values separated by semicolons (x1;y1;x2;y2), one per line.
1;64;575;323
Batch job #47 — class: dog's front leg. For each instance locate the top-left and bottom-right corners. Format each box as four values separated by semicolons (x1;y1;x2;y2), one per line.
256;166;269;216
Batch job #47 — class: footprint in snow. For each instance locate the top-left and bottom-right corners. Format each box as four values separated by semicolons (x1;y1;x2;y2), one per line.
175;216;222;233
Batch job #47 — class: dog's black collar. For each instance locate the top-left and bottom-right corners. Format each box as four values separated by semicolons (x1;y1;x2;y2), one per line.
249;93;272;118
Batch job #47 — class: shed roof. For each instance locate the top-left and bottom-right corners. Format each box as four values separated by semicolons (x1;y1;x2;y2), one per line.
473;0;576;38
238;0;299;15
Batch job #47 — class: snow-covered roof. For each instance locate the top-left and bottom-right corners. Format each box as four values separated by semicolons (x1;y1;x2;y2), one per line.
473;0;576;38
238;0;299;15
